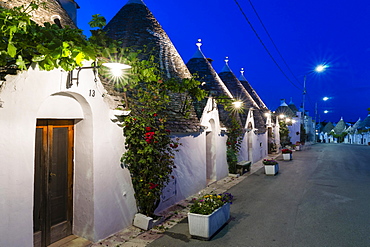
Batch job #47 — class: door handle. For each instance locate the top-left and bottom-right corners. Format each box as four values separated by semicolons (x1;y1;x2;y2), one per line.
49;172;56;182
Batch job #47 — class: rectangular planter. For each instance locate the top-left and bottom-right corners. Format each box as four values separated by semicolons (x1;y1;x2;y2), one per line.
264;164;279;176
133;213;153;230
283;153;292;160
188;203;230;240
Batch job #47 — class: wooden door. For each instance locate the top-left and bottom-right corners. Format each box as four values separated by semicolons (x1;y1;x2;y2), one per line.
33;120;74;247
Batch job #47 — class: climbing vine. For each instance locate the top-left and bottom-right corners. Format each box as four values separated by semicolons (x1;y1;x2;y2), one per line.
116;49;206;216
216;96;244;174
0;2;114;73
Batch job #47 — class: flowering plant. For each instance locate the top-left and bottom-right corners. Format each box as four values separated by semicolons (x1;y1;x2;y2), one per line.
263;159;278;165
281;148;292;154
190;192;233;215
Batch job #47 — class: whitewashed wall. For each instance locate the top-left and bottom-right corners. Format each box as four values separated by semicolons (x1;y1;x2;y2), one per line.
155;98;228;213
0;64;137;245
239;110;268;163
288;116;301;145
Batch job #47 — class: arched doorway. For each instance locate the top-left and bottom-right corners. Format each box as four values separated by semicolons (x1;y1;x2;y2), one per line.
247;122;253;163
33;93;88;246
206;119;216;184
33;120;74;246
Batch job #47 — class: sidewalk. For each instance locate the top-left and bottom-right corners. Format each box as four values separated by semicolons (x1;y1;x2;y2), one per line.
89;153;280;247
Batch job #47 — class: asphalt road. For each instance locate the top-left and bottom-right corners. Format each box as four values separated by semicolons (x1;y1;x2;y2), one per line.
148;143;370;247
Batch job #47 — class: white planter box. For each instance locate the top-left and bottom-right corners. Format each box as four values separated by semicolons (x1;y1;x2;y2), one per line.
283;153;292;160
264;164;279;176
133;213;153;230
188;203;230;240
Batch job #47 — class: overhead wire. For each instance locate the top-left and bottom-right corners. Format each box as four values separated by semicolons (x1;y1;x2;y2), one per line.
247;0;301;86
233;0;301;90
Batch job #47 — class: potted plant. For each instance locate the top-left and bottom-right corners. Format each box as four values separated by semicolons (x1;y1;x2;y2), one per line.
282;149;292;160
188;192;233;240
263;159;279;175
295;141;302;151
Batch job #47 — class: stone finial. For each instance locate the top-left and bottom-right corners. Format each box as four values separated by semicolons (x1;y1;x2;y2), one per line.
196;39;202;50
240;68;244;76
225;56;229;64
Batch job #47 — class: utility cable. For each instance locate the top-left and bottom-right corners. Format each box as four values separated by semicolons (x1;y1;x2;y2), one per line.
233;0;301;90
247;0;301;86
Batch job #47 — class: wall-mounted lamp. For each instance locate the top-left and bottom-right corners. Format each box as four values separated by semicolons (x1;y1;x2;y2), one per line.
67;62;131;89
232;100;243;109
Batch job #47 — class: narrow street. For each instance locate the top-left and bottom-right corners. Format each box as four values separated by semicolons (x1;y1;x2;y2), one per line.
148;144;370;247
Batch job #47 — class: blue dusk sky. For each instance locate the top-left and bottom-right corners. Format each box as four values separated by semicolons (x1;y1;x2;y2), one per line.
76;0;370;123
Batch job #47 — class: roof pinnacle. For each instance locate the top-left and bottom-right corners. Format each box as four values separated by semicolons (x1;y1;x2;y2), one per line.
196;39;202;50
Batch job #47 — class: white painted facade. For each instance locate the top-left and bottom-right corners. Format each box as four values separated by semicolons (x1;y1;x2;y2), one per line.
288;112;302;145
239;110;268;163
0;64;137;245
0;66;226;245
156;97;229;212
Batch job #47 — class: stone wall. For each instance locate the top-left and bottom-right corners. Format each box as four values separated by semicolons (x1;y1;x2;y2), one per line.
0;0;76;27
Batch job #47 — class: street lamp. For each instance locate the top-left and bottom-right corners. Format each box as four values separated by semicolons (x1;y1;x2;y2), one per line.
67;61;131;88
301;64;327;120
314;96;331;143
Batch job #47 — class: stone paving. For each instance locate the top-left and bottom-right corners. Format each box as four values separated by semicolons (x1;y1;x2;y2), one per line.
90;154;279;247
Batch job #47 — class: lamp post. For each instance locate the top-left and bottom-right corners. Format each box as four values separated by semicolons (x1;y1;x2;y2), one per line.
314;96;331;143
301;64;327;142
301;64;327;121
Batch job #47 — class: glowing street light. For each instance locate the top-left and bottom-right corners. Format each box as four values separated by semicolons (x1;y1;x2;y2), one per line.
302;64;327;121
232;101;243;109
315;64;328;72
323;96;329;101
324;110;329;114
102;62;132;77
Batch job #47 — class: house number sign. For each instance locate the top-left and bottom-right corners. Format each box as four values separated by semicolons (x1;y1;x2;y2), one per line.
89;90;96;97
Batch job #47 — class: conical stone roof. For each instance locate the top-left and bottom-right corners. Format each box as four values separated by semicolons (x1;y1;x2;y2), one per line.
103;0;200;133
0;0;77;27
104;0;191;79
358;114;370;130
353;118;362;129
238;68;267;110
288;98;299;114
218;59;266;133
333;117;346;134
275;99;295;118
186;41;233;122
322;122;334;133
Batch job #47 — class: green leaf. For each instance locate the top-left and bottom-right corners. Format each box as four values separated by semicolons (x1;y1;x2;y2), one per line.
7;42;17;57
16;55;27;70
75;52;85;66
32;55;45;62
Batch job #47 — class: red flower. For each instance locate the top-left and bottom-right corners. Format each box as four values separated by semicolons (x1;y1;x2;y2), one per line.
146;127;151;131
170;143;178;148
149;182;158;189
153;113;158;117
227;142;231;145
171;176;175;179
165;129;171;133
133;118;137;121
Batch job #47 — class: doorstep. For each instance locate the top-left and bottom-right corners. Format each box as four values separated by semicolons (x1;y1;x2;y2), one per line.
49;235;92;247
